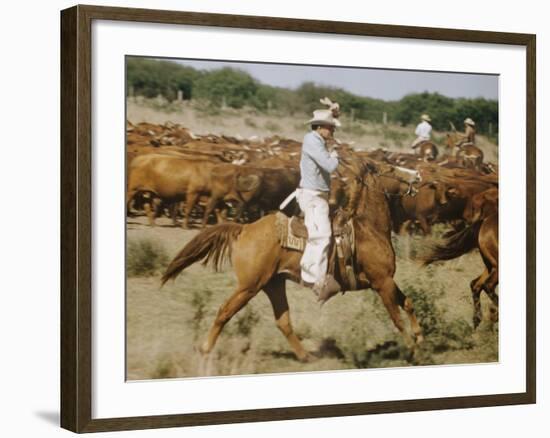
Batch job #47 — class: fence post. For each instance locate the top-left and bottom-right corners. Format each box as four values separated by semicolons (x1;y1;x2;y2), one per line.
350;108;355;123
382;112;388;125
177;89;183;102
488;122;493;136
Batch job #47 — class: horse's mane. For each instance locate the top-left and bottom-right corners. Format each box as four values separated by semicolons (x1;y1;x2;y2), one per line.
342;158;378;215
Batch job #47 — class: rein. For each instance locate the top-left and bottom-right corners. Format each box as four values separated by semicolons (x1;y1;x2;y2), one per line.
337;157;418;199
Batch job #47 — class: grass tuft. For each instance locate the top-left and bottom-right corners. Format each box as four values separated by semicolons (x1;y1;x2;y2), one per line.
127;238;169;277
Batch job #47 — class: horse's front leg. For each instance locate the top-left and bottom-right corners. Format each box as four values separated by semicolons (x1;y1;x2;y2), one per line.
375;277;423;349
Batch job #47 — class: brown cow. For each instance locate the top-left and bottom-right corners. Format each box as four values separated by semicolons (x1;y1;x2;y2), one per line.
231;165;301;221
439;177;496;223
126;154;219;228
199;164;301;226
391;171;450;235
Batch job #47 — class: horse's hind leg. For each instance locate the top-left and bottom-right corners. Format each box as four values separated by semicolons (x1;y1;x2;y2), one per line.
470;269;490;329
199;287;258;356
483;268;499;324
483;268;499;306
263;276;310;362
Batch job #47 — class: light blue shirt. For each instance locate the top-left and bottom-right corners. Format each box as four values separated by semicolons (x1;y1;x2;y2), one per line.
299;131;338;192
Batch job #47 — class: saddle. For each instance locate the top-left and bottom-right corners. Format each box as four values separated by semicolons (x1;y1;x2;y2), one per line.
274;211;358;291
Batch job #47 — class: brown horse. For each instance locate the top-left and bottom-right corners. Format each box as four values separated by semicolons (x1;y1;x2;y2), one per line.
417;141;439;162
161;161;424;362
422;189;498;328
445;133;484;170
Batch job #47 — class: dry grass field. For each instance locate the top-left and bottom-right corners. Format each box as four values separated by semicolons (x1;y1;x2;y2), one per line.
126;101;499;380
127;99;499;162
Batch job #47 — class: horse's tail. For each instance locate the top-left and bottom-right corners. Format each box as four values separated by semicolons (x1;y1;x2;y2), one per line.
161;223;243;286
421;221;480;266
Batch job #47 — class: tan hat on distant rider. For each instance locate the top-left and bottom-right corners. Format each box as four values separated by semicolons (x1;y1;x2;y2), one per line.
307;109;342;127
421;114;431;122
464;117;475;126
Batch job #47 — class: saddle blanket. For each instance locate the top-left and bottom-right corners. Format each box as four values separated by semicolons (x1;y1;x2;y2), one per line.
274;211;357;290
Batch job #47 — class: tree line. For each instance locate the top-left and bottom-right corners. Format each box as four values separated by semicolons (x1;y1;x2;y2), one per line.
127;57;498;135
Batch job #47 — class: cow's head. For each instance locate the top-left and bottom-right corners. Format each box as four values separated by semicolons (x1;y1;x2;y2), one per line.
432;182;448;205
446;186;461;198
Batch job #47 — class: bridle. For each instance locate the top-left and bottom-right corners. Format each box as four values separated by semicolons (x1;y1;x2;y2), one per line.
336;156;419;199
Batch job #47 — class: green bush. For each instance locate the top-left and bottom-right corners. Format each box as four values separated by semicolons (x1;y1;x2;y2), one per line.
235;307;260;337
381;126;410;147
404;286;475;353
126;58;498;134
244;117;257;128
264;120;281;132
188;288;214;339
346;121;368;137
126;57;200;101
193;67;259;109
394;91;498;135
127;238;169;277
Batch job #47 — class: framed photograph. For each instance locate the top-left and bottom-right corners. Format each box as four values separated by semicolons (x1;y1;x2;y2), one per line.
60;4;536;433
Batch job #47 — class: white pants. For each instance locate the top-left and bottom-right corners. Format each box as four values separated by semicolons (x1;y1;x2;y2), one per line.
411;136;429;148
296;188;331;284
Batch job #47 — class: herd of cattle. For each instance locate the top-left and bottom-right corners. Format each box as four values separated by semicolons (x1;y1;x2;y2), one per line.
126;120;498;240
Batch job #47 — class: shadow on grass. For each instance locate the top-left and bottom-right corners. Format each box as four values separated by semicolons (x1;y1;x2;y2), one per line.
267;337;346;362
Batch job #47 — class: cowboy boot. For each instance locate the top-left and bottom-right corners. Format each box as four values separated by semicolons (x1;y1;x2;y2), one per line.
314;274;342;306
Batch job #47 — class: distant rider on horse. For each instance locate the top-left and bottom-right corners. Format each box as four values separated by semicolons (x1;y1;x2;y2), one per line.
456;117;476;147
411;113;432;151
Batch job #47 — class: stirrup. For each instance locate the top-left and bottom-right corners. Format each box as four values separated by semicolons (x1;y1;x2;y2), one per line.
315;275;342;306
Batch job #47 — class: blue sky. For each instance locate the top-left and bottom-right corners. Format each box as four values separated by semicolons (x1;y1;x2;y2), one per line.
172;58;498;101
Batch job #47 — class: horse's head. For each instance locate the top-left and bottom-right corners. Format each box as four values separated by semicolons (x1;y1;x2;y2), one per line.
375;164;421;197
391;165;421;185
446;132;463;152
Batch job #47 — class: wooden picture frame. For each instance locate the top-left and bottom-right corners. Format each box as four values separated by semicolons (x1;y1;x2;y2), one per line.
61;4;536;433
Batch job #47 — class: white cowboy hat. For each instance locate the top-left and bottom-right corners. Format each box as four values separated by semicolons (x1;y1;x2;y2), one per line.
464;117;475;126
421;114;431;122
307;109;341;127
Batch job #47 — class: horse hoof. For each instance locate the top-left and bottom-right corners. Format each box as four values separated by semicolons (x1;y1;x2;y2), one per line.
297;352;313;363
197;343;211;357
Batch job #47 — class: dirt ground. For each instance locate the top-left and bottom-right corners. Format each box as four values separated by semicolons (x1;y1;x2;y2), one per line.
125;102;499;380
126;217;498;380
